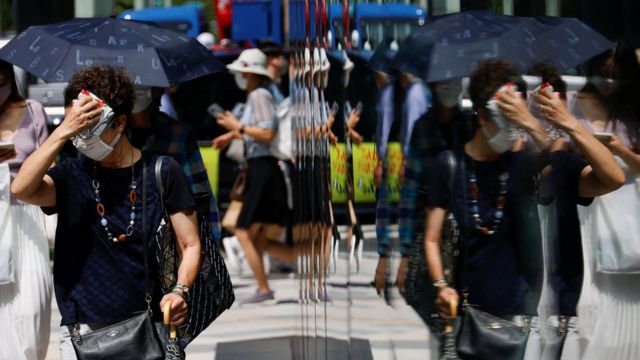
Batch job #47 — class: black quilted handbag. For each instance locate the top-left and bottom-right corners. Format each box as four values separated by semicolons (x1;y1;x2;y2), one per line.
154;156;235;346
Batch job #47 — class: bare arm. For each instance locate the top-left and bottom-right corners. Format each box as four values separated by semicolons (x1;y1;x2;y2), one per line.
424;206;459;320
535;91;625;197
159;209;201;326
606;137;640;175
216;111;276;142
12;97;102;206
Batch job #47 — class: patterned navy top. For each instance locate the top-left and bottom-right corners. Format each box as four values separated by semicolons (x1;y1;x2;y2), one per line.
44;155;195;325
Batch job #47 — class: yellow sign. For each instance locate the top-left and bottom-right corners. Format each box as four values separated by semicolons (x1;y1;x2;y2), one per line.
198;145;220;199
385;142;403;202
329;143;348;204
351;143;378;203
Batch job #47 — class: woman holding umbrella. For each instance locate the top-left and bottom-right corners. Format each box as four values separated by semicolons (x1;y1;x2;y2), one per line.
0;60;52;360
424;59;624;358
11;66;201;359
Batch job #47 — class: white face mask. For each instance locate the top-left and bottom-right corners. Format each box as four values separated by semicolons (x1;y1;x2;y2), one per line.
72;131;122;161
234;73;248;90
434;79;463;108
589;76;619;97
132;86;152;114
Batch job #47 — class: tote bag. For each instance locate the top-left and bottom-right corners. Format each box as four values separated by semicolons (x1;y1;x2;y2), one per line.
0;163;14;284
590;176;640;273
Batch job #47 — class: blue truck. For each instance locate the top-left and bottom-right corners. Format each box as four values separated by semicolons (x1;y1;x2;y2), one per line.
119;3;207;38
230;1;426;49
324;3;426;49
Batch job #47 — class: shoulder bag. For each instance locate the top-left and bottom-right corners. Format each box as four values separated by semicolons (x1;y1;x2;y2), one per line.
0;163;14;285
154;156;235;346
221;168;246;232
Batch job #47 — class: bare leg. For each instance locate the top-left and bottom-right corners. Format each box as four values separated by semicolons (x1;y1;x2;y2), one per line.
236;224;270;293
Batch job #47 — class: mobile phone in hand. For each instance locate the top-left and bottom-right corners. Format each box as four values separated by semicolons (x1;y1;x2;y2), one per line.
0;142;15;151
355;101;363;114
593;132;613;144
207;103;225;118
331;101;339;116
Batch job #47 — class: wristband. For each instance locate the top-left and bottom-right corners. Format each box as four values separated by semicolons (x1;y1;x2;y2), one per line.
239;125;246;134
432;279;449;291
171;284;191;302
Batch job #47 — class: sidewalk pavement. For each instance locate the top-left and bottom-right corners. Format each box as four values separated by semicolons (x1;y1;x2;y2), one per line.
45;225;438;359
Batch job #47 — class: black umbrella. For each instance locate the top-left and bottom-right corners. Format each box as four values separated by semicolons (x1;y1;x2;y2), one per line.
0;17;225;87
393;11;549;82
367;41;397;74
531;16;614;72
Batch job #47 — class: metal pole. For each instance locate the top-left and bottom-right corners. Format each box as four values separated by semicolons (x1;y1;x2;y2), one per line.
545;0;560;16
75;0;114;17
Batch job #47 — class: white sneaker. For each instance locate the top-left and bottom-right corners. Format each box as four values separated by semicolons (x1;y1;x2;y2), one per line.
263;253;271;275
222;237;240;273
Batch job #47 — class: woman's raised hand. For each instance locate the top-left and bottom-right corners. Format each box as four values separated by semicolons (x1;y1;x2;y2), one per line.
57;96;104;140
533;89;576;131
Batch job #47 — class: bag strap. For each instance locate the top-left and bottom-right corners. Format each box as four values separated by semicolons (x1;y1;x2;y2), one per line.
443;150;470;305
142;157;152;311
155;156;168;217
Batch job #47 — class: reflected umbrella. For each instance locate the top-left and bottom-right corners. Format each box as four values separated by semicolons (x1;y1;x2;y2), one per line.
0;17;225;87
531;16;614;72
393;11;549;82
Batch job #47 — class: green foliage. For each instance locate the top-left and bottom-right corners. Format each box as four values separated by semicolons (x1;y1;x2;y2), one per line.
0;0;14;34
487;0;504;13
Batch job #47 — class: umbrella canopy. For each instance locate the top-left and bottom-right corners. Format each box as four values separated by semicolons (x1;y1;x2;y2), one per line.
367;41;397;74
393;11;549;82
0;17;225;87
531;16;614;72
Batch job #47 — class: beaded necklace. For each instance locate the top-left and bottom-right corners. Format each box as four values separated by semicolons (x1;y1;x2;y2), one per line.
468;161;509;236
91;154;137;243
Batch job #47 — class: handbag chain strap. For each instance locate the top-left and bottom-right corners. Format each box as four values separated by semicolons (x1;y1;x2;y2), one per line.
142;156;152;311
443;150;470;306
72;156;152;344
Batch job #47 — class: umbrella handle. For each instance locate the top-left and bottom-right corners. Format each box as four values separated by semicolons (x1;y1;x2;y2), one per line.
163;301;177;339
444;297;458;334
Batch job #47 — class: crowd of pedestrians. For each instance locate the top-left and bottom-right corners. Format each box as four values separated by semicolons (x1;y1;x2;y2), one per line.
0;17;639;360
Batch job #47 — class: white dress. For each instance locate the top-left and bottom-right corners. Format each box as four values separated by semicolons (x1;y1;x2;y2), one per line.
0;100;53;360
577;163;640;360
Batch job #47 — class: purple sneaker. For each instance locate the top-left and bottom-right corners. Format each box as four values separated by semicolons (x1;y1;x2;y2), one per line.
318;289;332;303
241;290;276;305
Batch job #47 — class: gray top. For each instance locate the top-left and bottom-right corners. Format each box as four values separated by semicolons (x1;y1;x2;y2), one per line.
241;87;277;159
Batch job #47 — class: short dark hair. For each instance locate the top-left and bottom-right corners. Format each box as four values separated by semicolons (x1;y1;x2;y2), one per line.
63;66;134;120
528;62;567;99
0;60;24;103
468;59;519;110
257;40;284;57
